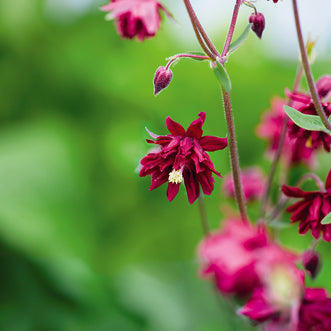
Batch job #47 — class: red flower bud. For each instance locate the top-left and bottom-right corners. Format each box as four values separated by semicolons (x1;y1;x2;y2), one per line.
302;250;321;279
153;66;173;95
249;13;265;39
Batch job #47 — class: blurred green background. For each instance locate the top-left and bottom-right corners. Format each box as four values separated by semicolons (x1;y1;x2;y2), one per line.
0;0;330;330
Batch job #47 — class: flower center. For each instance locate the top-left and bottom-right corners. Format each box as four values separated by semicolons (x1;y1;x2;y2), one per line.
168;169;183;184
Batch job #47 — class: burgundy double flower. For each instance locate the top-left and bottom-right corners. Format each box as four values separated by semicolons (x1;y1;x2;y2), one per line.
139;112;228;204
282;169;331;242
101;0;170;41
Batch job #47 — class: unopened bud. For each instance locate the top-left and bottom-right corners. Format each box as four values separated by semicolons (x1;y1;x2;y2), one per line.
249;12;265;39
302;250;321;279
153;66;173;96
316;75;331;99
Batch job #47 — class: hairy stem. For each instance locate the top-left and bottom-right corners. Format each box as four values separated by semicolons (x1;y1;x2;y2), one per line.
198;194;210;236
292;0;331;130
221;0;242;57
222;88;248;222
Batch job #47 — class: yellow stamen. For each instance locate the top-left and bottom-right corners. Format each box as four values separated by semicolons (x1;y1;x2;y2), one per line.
305;136;313;148
168;169;183;184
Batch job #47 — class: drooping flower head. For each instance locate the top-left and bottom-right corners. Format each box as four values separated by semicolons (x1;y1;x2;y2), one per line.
282;169;331;241
256;97;314;167
198;219;268;297
249;12;265;39
222;167;266;202
101;0;170;41
139;112;228;204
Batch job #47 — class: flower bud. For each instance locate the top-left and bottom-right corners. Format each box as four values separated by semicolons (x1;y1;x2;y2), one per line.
249;13;265;39
302;250;321;279
153;66;173;96
316;75;331;99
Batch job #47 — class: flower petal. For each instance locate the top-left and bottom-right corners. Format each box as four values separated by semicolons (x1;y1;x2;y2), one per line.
282;185;311;198
325;168;331;190
199;136;228;151
186;112;206;138
183;169;200;204
167;182;180;201
166;117;185;136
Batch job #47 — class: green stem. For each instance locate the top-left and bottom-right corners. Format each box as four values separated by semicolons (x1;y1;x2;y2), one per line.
292;0;331;130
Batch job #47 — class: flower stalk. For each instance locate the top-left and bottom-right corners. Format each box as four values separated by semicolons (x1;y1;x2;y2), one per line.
292;0;331;131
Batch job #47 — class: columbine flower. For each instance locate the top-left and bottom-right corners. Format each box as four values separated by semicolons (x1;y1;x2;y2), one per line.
256;97;314;167
198;219;268;297
100;0;170;41
282;169;331;242
286;77;331;153
222;167;266;202
139;112;228;204
298;288;331;331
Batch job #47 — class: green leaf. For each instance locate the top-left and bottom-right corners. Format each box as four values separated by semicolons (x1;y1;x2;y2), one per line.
228;23;252;54
212;62;232;93
321;212;331;225
284;105;331;134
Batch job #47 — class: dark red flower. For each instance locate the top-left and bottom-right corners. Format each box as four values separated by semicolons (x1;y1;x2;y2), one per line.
139;112;228;204
101;0;170;41
256;97;314;167
282;169;331;241
286;77;331;153
297;288;331;331
249;12;265;39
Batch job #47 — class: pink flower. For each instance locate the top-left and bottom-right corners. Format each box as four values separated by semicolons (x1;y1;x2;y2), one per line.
153;66;173;95
240;287;331;331
139;112;228;204
222;167;266;202
256;98;314;167
198;219;268;297
302;250;321;279
101;0;170;41
298;288;331;331
282;169;331;241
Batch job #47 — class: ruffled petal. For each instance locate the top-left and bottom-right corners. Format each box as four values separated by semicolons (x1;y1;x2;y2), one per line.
282;185;311;198
325;169;331;190
166;117;185;136
199;136;228;151
183;169;200;204
198;171;214;195
186;112;206;138
167;182;180;201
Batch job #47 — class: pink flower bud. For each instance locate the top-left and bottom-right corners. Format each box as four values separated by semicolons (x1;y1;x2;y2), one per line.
249;13;265;39
153;66;173;95
302;250;321;279
316;75;331;99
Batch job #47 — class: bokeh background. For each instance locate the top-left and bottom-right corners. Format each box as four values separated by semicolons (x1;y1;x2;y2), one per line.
0;0;330;330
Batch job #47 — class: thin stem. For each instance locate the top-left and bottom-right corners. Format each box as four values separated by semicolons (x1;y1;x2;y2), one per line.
165;53;210;70
183;0;220;59
292;0;331;130
222;88;248;223
258;66;303;222
221;0;242;58
297;173;325;191
198;194;210;236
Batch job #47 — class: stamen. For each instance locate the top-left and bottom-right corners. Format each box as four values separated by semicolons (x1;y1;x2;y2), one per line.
168;169;183;184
